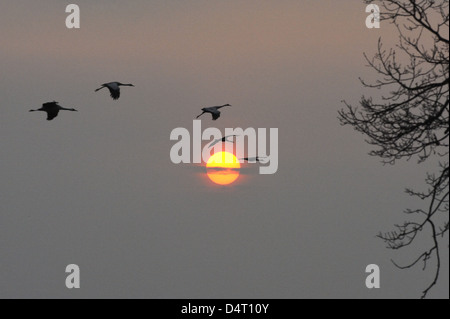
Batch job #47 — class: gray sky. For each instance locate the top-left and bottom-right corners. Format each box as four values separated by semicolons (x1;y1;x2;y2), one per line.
0;0;448;298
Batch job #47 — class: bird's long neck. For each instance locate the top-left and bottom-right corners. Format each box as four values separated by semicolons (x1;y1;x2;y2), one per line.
60;107;76;111
216;104;229;109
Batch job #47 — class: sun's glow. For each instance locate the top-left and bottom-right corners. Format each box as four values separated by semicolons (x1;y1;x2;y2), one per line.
206;152;240;185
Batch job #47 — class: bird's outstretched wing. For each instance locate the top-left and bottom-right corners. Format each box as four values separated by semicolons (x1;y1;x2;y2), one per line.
46;110;59;121
224;135;237;141
211;110;221;120
209;140;220;148
43;101;58;108
108;87;120;100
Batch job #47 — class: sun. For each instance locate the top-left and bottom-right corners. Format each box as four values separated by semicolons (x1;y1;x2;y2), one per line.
206;152;241;185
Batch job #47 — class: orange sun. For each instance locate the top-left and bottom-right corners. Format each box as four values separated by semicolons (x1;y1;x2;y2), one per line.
206;152;240;185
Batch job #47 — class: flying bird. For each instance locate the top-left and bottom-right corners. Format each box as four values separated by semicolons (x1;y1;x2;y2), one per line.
196;104;231;121
240;156;267;163
95;82;135;100
209;135;238;148
29;101;77;121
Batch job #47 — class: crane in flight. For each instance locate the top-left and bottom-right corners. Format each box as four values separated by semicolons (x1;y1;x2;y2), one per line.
209;135;238;148
240;156;268;163
29;101;77;121
196;104;231;121
95;82;135;100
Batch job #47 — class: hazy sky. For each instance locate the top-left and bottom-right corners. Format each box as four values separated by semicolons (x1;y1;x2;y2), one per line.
0;0;448;298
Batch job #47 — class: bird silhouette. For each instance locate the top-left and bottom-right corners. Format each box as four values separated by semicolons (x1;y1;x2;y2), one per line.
196;104;231;120
209;135;238;148
240;156;267;163
29;101;77;121
95;82;135;100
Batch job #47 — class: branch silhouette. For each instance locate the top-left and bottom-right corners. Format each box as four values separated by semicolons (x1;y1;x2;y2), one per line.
339;0;449;298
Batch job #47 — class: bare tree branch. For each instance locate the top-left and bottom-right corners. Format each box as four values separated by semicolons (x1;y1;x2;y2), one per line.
339;0;449;298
